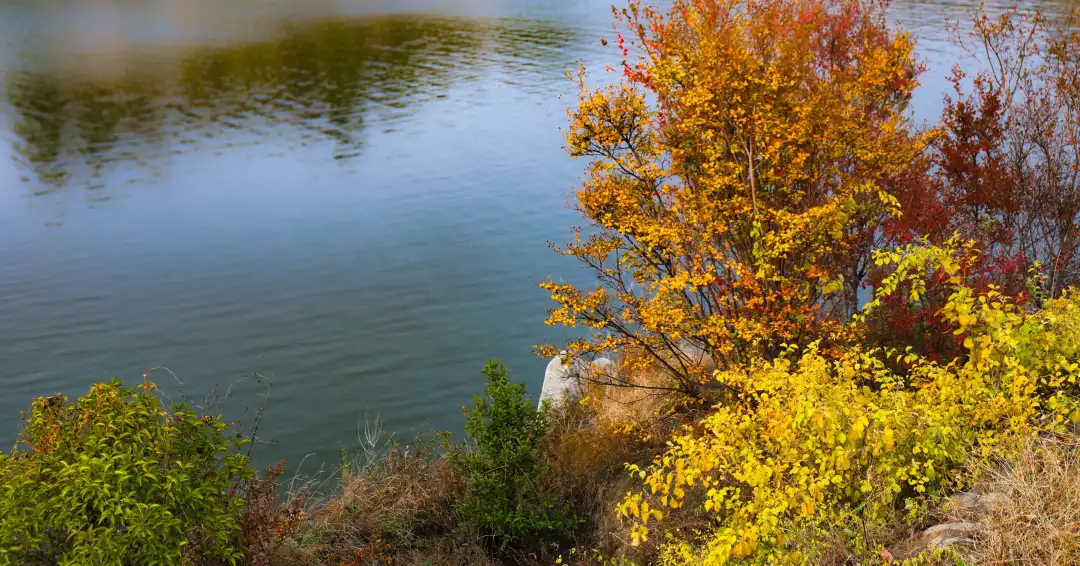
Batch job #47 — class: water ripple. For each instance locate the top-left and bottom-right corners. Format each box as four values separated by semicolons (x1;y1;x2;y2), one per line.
1;12;596;200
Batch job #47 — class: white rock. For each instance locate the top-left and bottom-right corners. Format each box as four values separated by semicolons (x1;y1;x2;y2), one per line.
538;354;615;410
590;357;618;382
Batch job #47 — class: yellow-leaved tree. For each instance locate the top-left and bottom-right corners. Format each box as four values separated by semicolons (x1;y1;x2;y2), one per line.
539;0;926;395
619;239;1080;563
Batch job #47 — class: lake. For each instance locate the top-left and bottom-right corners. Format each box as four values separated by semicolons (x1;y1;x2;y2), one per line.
0;0;1069;471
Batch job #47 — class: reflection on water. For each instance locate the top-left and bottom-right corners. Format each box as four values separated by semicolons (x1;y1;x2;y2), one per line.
4;14;578;195
0;1;606;471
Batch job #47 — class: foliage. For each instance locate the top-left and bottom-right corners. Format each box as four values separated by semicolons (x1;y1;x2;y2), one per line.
618;241;1080;564
538;0;926;396
0;379;255;566
944;5;1080;299
535;1;1080;563
876;4;1080;359
239;461;308;566
7;2;1080;566
449;360;580;549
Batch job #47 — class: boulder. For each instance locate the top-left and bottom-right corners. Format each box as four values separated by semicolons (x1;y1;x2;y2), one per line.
538;353;616;410
920;522;987;550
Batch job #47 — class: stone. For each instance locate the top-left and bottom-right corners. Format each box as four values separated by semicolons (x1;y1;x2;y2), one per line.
677;341;716;371
887;490;1007;561
947;490;1007;515
590;357;619;382
888;521;988;560
921;522;987;547
538;353;616;410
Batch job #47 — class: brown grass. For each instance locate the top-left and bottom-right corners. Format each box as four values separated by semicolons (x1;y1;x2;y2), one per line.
581;348;681;427
945;433;1080;566
264;354;689;566
320;455;455;546
541;351;716;563
543;400;645;559
270;429;490;566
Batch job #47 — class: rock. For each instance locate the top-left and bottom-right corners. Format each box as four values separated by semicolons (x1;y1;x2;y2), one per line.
590;357;619;382
921;522;987;547
889;521;988;560
887;490;1007;560
538;353;616;410
948;490;1007;515
677;342;716;371
539;354;583;410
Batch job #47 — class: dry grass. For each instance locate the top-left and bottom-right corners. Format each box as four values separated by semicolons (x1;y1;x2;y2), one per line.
786;498;939;565
581;347;683;427
319;454;455;546
540;351;715;563
263;356;691;566
544;400;646;559
945;433;1080;566
269;423;490;566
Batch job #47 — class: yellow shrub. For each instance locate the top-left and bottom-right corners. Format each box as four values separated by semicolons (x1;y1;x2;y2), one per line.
618;241;1080;564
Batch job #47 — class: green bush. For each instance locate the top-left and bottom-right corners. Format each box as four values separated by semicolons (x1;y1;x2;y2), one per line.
0;380;255;566
449;360;579;550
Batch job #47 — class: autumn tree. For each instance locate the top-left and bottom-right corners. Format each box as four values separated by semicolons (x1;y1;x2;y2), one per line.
873;5;1080;359
539;0;925;395
868;63;1028;360
952;6;1080;299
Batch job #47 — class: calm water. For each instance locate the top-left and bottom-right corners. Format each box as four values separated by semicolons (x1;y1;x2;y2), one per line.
0;0;1071;470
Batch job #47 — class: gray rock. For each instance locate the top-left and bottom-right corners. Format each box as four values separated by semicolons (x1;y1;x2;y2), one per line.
889;521;988;560
538;353;616;410
888;490;1009;560
948;491;1007;515
922;522;987;546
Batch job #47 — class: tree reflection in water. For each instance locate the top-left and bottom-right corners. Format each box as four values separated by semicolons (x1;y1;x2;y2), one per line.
3;14;579;196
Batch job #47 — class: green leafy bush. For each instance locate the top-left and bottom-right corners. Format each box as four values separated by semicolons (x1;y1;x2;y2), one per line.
449;360;579;549
0;380;255;566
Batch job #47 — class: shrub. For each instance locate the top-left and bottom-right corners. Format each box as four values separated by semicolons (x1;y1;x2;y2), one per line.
0;379;255;566
239;461;308;566
873;4;1080;360
449;360;579;550
618;241;1080;564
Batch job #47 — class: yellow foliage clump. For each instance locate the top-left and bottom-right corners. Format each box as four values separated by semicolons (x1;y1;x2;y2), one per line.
618;240;1080;564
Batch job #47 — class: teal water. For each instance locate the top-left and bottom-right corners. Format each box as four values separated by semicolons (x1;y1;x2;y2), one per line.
0;0;1071;470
